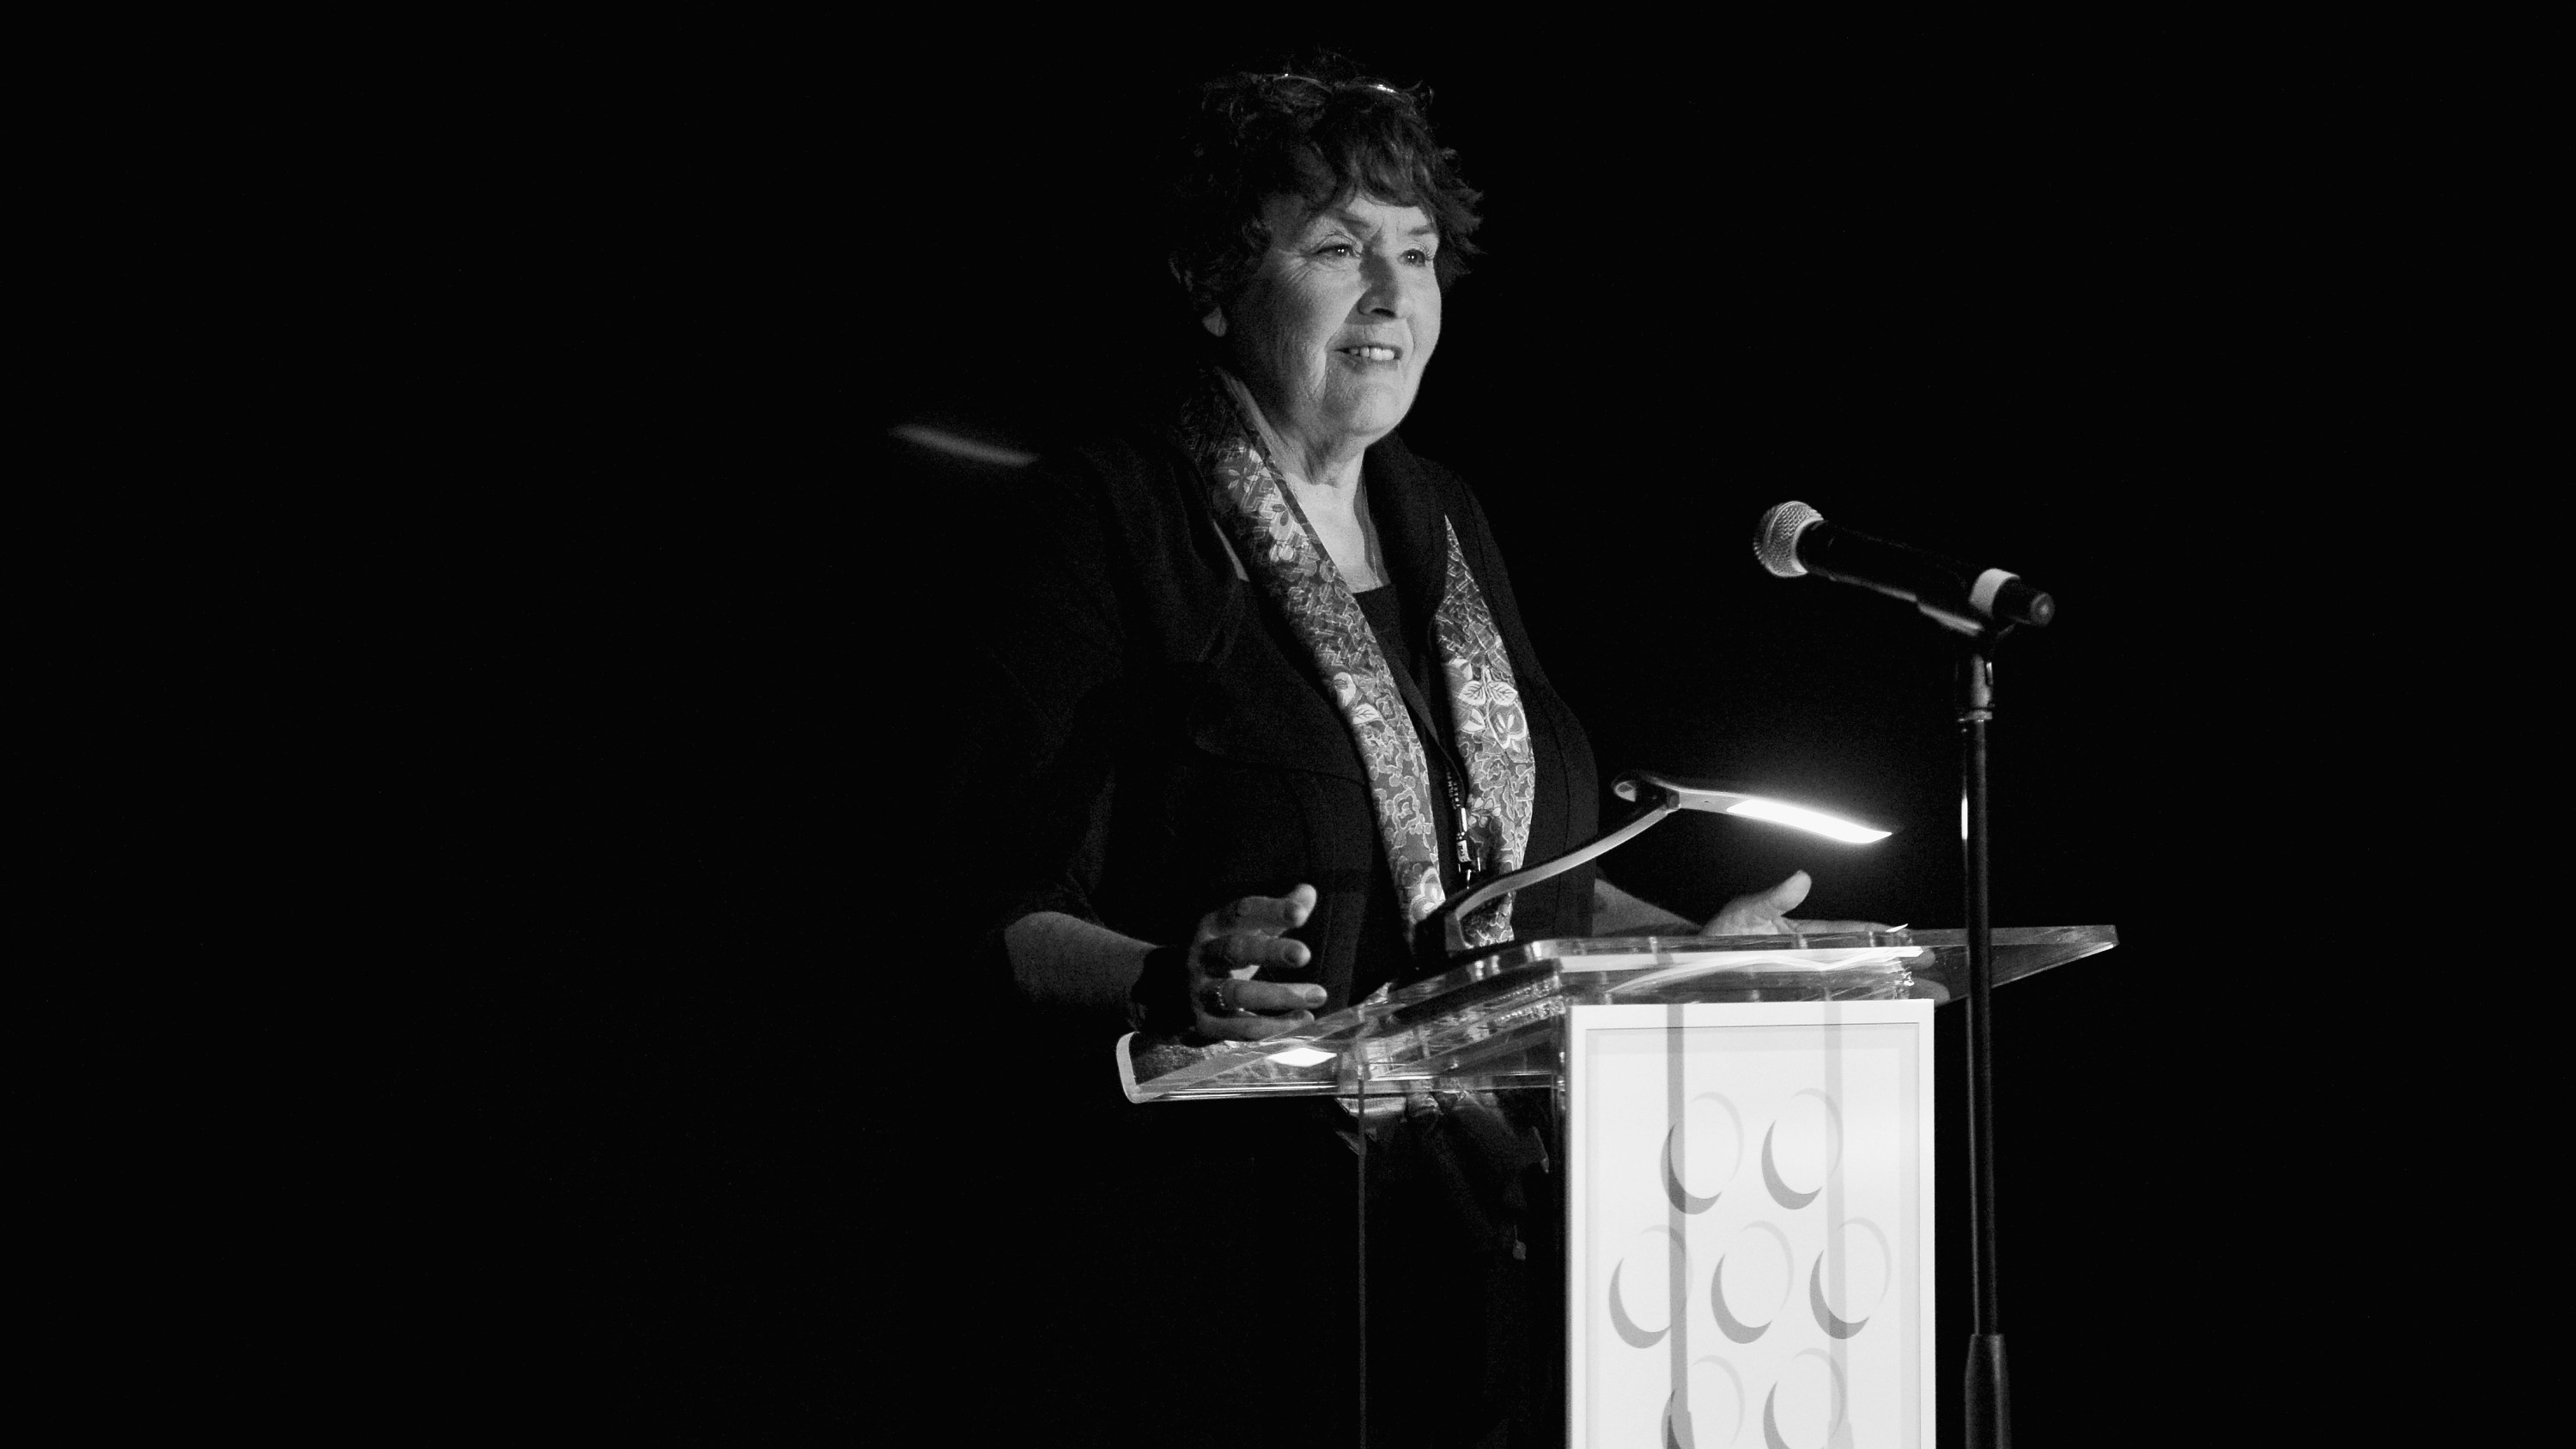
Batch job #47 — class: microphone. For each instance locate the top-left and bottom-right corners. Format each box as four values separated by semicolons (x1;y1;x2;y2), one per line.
1753;501;2055;633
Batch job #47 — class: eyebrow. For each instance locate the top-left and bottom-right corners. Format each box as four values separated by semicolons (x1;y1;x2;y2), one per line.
1308;210;1441;240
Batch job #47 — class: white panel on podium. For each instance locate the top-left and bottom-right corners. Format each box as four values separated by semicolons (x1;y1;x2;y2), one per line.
1566;1000;1936;1449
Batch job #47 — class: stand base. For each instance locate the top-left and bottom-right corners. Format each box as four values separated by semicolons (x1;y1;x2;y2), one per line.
1965;1331;2010;1448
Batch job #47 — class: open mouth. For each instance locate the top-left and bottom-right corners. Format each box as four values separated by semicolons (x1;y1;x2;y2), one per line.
1337;344;1400;362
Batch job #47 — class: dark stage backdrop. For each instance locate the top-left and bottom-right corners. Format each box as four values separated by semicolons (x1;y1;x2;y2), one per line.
361;35;2482;1445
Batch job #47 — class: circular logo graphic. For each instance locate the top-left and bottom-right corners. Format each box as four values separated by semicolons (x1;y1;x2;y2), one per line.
1807;1218;1894;1339
1662;1355;1748;1449
1608;1225;1686;1349
1760;1349;1848;1449
1710;1220;1795;1344
1663;1092;1747;1215
1761;1089;1844;1210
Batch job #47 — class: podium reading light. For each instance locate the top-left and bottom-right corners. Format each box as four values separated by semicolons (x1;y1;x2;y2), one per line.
1414;768;1893;966
1704;795;1892;845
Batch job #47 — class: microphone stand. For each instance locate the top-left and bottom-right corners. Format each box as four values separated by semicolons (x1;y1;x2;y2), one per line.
1959;627;2010;1449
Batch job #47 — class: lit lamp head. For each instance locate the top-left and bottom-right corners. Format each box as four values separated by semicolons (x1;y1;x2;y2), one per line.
1613;771;1893;845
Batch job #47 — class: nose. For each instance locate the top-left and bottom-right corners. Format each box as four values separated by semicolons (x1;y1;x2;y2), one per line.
1357;251;1406;318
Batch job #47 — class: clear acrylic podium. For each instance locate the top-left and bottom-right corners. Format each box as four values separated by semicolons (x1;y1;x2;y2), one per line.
1117;925;2116;1448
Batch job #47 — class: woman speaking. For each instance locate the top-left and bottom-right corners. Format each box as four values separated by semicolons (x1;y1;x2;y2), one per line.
982;68;1865;1044
958;63;1874;1446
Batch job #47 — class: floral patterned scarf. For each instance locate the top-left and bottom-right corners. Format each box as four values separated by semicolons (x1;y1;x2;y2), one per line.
1179;370;1536;947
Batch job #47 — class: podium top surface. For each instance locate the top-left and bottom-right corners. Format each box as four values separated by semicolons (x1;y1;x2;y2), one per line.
1121;925;2116;1104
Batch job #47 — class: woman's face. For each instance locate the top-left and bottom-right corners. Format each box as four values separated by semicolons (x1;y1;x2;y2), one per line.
1219;192;1443;464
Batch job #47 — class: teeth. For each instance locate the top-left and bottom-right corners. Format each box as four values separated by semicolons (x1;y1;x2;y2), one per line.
1344;346;1397;362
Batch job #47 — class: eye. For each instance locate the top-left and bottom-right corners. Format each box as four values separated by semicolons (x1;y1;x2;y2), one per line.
1313;240;1358;259
1403;247;1434;266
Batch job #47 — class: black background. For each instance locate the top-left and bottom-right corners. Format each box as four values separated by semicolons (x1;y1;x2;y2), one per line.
332;27;2522;1444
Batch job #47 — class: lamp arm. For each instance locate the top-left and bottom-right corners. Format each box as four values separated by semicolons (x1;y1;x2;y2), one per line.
1413;778;1683;970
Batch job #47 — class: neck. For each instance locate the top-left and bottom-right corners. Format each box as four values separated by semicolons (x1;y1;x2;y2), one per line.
1216;370;1385;589
1275;436;1368;493
1218;370;1372;494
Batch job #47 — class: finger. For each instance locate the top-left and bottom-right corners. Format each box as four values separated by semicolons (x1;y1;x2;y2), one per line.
1200;933;1313;974
1194;977;1309;1029
1699;871;1818;935
1203;885;1319;941
1230;980;1329;1015
1699;916;1783;937
1759;870;1814;915
1198;1009;1314;1042
1198;976;1325;1015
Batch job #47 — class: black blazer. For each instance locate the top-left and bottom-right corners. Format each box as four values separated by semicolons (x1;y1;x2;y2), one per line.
965;425;1598;1011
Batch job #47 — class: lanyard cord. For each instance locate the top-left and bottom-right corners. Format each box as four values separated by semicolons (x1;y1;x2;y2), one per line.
1441;763;1481;886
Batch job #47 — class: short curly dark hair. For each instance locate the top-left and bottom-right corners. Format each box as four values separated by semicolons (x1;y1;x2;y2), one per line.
1166;64;1483;320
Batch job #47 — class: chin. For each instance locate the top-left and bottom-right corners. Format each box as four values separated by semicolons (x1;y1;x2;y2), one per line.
1330;382;1419;438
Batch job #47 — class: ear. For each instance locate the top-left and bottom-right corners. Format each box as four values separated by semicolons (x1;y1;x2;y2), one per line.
1200;307;1229;338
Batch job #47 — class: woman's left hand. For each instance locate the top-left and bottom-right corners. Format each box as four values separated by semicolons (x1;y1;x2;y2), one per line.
1700;870;1893;937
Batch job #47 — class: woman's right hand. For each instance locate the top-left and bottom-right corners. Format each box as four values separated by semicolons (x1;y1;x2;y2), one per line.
1182;884;1327;1040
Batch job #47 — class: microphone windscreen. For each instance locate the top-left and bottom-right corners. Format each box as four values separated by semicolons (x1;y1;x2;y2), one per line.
1754;501;1823;579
